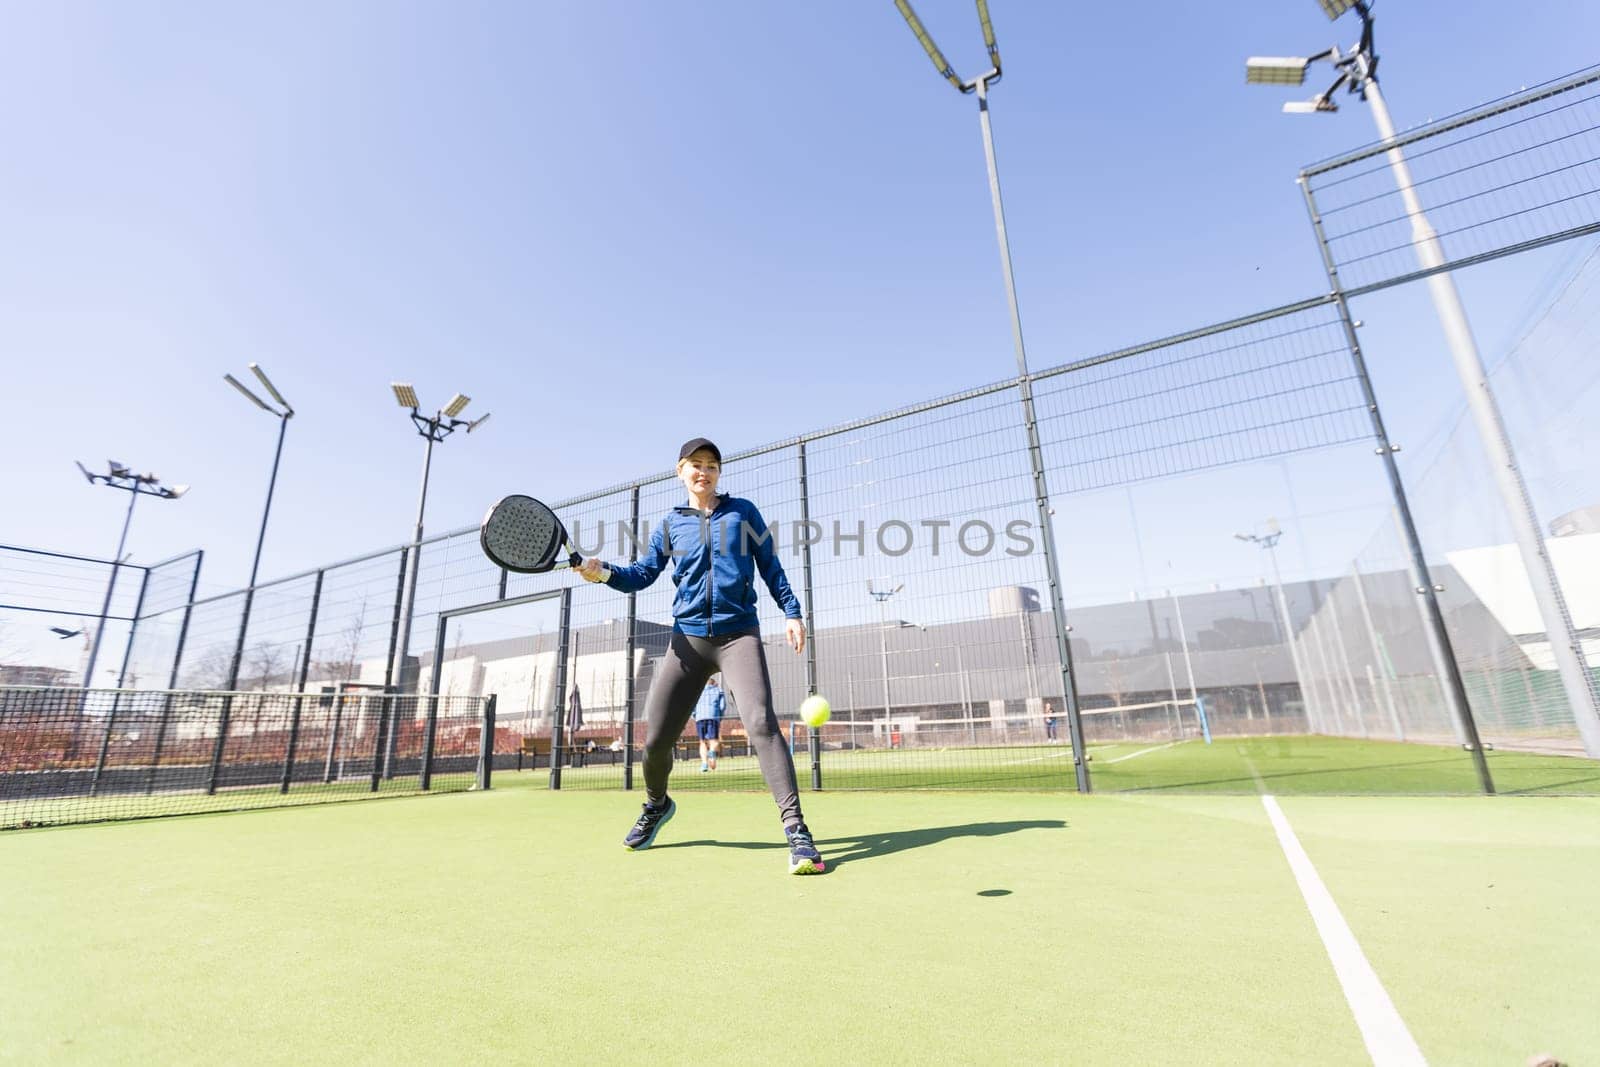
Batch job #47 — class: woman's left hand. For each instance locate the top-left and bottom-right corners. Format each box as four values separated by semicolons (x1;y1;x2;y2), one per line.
785;618;806;655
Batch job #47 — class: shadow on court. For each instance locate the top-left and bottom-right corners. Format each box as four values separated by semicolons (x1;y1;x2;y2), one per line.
653;819;1066;870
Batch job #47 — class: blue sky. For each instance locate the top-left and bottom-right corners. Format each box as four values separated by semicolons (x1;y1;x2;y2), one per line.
4;1;1599;669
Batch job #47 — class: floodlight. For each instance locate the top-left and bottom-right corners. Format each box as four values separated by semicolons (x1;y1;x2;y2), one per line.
975;0;999;70
466;412;492;433
109;460;129;477
164;484;190;499
1317;0;1357;20
1246;57;1309;85
75;460;95;483
894;0;963;90
225;373;274;412
248;363;293;414
443;393;471;418
391;382;419;409
1284;97;1337;114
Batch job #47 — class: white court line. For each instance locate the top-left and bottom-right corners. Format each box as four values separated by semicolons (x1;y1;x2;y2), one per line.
1261;795;1427;1067
1103;740;1188;764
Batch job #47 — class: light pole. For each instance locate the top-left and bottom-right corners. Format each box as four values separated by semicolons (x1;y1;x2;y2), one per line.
222;364;294;691
1236;525;1316;733
867;580;903;741
894;0;1091;792
1248;1;1574;772
74;461;188;690
388;383;491;694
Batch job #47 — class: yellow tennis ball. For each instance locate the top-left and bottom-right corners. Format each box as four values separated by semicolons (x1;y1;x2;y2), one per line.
800;695;832;728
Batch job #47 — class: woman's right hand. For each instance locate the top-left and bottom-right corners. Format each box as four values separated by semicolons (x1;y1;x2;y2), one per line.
575;557;607;583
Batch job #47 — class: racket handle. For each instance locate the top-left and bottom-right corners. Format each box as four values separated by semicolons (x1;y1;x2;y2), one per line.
563;553;611;582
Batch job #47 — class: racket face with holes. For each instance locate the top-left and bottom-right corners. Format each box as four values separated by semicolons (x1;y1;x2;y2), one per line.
480;495;570;573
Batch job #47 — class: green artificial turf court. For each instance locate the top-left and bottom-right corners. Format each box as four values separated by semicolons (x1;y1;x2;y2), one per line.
3;787;1596;1065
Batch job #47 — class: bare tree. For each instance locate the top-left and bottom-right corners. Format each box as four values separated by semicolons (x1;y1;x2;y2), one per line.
246;641;290;692
183;644;236;691
320;594;371;685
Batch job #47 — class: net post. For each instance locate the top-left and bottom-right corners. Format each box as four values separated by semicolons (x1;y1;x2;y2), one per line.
369;690;390;792
549;587;572;790
280;570;322;794
420;691;440;791
419;613;447;792
146;693;175;795
797;441;821;791
324;687;344;783
89;688;121;797
477;693;497;790
206;691;233;796
808;727;822;791
623;484;640;791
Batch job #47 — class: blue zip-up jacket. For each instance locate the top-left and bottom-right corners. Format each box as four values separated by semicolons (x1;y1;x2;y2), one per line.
603;495;803;637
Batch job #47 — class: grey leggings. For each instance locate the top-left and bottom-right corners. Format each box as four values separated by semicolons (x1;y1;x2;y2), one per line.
643;628;803;828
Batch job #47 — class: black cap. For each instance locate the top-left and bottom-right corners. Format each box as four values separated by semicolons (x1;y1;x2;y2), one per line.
679;437;721;463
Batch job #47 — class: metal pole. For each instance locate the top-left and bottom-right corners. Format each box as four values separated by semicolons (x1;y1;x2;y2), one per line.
1349;562;1403;740
82;487;139;690
1164;650;1182;739
1326;593;1370;738
1299;179;1494;792
1264;541;1316;733
623;485;640;791
1356;60;1597;756
550;588;572;790
1169;590;1199;706
877;598;892;737
381;546;409;777
115;564;151;691
798;443;821;790
477;693;497;790
165;550;204;691
973;76;1091;791
91;566;150;795
281;570;322;793
226;413;290;692
149;551;202;794
391;430;436;696
1306;607;1346;735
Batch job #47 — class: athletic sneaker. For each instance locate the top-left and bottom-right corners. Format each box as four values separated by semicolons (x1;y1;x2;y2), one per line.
699;762;709;773
785;822;825;875
623;797;675;851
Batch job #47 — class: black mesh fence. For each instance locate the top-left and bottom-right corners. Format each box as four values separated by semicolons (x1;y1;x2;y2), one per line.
1304;65;1600;294
1;686;491;830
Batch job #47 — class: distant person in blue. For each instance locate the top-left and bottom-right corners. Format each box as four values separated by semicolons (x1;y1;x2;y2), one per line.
695;677;725;772
1044;701;1059;742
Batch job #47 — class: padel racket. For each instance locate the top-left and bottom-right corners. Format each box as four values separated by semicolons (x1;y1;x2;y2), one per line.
480;495;610;580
